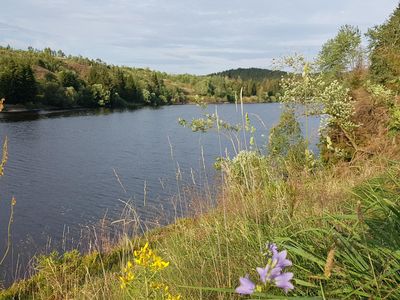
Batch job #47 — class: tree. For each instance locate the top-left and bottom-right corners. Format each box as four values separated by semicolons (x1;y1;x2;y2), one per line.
91;84;111;106
58;70;80;90
111;69;126;97
367;4;400;90
317;25;362;78
40;82;68;107
251;81;257;96
56;50;65;57
0;62;37;104
123;74;141;103
88;64;112;88
268;106;306;162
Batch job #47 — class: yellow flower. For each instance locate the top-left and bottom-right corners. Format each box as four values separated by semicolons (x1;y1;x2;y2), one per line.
166;293;181;300
119;260;135;289
119;276;128;289
123;260;133;273
150;256;170;271
134;242;170;272
134;242;155;267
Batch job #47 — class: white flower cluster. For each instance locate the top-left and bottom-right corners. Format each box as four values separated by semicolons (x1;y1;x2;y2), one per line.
280;58;357;134
221;150;267;183
364;80;394;105
318;79;356;132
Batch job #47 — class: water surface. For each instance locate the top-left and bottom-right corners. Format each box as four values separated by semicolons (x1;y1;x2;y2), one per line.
0;103;320;283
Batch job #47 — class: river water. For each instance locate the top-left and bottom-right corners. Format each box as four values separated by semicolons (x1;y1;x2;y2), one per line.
0;103;320;284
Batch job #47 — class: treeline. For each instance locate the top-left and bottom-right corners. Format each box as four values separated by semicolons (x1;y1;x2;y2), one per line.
367;4;400;92
210;67;285;81
0;47;283;109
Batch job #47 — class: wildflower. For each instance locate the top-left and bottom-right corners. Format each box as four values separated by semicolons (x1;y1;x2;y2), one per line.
274;272;294;293
150;255;170;271
134;242;154;266
236;243;294;295
119;260;135;289
134;242;170;271
123;261;133;273
272;249;292;269
267;243;278;257
119;272;135;289
256;264;281;283
257;265;269;283
235;275;255;295
150;282;181;300
119;243;172;295
166;293;181;300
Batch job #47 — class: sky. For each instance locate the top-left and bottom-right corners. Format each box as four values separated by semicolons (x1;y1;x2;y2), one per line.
0;0;398;74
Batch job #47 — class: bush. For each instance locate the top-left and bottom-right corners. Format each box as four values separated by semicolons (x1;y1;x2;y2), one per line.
389;105;400;134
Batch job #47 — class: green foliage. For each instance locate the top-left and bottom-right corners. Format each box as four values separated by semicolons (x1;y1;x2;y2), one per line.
367;5;400;91
363;81;399;136
220;150;269;188
364;80;394;106
91;83;111;106
210;67;286;82
38;82;76;108
389;105;400;134
88;64;112;87
318;80;356;133
178;113;241;133
280;56;357;150
268;107;306;162
58;69;81;90
0;61;37;104
317;25;362;78
0;47;280;109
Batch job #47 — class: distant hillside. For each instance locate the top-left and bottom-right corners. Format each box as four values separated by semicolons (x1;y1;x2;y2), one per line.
210;68;286;82
0;47;285;109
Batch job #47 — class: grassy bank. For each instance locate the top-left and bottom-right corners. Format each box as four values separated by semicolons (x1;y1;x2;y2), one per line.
1;83;399;299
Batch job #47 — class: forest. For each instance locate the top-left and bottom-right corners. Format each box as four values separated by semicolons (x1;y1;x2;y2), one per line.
0;47;282;110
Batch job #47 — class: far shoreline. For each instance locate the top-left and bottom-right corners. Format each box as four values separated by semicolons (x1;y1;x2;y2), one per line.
1;100;276;114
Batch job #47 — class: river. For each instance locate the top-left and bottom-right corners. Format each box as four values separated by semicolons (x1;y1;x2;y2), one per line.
0;103;320;284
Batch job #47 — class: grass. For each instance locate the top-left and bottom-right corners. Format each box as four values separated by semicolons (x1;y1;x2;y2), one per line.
0;87;399;299
1;148;399;299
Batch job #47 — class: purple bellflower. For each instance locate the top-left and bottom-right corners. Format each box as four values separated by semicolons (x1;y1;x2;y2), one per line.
274;272;294;293
235;275;255;295
236;242;294;296
267;243;278;257
256;265;281;283
273;249;292;269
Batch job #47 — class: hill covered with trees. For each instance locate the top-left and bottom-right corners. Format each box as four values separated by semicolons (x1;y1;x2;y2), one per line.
0;48;282;110
210;67;285;81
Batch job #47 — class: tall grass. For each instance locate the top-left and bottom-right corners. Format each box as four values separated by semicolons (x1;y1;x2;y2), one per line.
1;99;399;299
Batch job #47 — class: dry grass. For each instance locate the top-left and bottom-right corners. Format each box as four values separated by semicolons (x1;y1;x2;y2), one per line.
32;65;54;81
1;85;399;299
65;61;91;80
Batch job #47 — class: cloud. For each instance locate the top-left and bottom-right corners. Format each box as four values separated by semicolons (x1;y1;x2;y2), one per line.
0;0;398;74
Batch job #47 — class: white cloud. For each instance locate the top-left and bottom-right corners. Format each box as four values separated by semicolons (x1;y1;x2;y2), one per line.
0;0;398;74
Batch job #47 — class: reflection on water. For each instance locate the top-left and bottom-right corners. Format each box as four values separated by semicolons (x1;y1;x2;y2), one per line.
0;103;320;284
0;108;117;122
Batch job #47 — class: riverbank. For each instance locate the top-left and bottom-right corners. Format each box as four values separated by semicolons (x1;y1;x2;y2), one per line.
2;96;273;113
1;87;399;299
2;104;88;114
